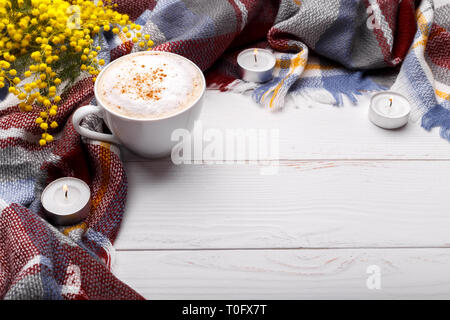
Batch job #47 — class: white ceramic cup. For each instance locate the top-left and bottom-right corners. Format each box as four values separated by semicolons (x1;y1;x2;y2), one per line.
72;51;205;158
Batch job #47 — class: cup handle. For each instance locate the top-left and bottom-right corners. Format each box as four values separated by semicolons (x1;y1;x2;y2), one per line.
72;105;121;145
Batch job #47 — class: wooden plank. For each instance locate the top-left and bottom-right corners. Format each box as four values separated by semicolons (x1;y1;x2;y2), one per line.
114;160;450;250
122;91;450;162
113;248;450;299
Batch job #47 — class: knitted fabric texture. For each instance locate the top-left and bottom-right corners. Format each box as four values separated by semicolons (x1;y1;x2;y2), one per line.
143;0;450;140
0;0;151;300
1;0;449;300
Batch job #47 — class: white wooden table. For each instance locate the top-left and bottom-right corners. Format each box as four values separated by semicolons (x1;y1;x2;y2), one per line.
113;90;450;299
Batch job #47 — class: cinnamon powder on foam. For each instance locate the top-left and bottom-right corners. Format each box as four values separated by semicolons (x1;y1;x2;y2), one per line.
98;52;202;119
115;65;167;102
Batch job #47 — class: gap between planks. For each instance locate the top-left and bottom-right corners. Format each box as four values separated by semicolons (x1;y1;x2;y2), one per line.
115;247;450;252
123;158;450;163
113;247;450;299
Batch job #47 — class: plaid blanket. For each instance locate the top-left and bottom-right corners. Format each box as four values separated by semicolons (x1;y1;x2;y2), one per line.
0;1;149;300
1;0;449;300
145;0;450;140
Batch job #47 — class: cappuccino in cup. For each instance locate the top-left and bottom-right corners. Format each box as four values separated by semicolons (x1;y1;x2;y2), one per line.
73;51;205;158
98;51;204;120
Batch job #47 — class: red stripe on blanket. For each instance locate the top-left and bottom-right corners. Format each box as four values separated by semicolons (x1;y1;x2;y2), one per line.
364;0;397;66
110;41;133;61
0;109;40;132
1;204;143;300
227;0;244;34
368;0;416;66
268;27;298;52
0;137;46;150
392;0;416;63
155;33;237;71
0;206;41;286
427;23;450;70
44;121;91;185
206;73;238;91
377;0;398;32
0;2;148;300
0;105;20;118
231;0;279;48
112;0;157;20
0;77;95;140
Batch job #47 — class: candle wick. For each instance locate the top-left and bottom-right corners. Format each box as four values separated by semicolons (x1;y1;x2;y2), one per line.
63;184;68;199
254;53;257;64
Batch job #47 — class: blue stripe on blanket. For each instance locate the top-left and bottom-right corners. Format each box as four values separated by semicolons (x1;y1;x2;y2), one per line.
402;50;437;112
422;105;450;141
398;50;450;141
252;54;294;103
150;0;216;40
135;9;152;25
289;72;384;105
315;0;358;67
321;73;384;105
0;178;35;206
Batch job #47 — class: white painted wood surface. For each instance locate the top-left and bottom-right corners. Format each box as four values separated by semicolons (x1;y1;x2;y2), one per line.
113;248;450;299
123;92;450;161
115;160;450;250
115;91;450;299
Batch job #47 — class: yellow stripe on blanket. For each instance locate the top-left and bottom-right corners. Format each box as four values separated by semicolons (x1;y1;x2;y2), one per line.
412;39;427;49
412;9;432;49
263;52;307;108
413;16;445;50
276;61;335;71
91;143;112;214
305;64;336;70
100;142;111;149
436;89;450;101
416;9;431;36
63;222;87;236
118;32;128;43
275;59;291;69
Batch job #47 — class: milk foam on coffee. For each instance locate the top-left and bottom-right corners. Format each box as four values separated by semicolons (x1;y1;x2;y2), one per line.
98;52;203;119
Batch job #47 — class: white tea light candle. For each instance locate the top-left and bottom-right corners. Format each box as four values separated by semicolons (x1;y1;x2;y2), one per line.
41;177;91;225
369;91;411;129
237;48;276;83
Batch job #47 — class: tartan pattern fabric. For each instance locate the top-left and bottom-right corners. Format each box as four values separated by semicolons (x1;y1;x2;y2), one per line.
141;0;449;140
0;2;147;300
393;0;450;140
0;79;144;299
1;0;449;300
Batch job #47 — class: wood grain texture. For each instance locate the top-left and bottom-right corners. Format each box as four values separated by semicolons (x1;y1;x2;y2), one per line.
122;91;450;162
114;160;450;250
113;248;450;299
114;91;450;299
